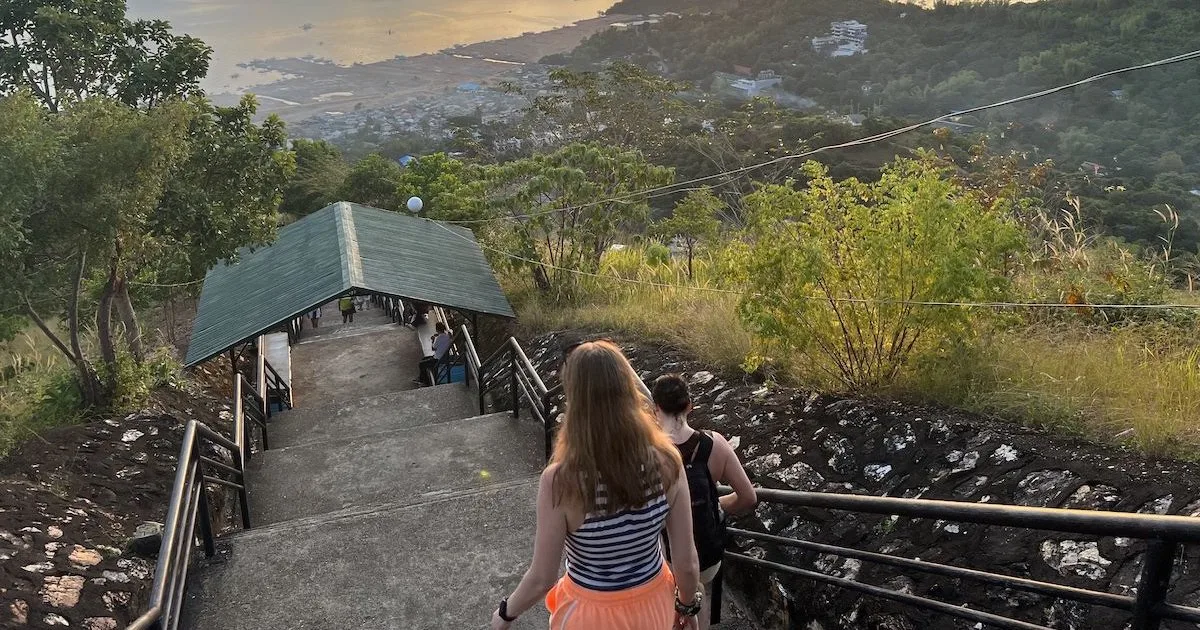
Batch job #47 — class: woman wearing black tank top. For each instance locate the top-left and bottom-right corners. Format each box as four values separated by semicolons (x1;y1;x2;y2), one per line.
652;374;757;630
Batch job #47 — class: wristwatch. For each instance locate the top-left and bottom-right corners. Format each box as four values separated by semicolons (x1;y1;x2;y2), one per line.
498;598;518;622
674;588;704;617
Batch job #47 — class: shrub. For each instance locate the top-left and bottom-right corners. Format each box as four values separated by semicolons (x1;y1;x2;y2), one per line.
736;158;1024;390
645;242;672;266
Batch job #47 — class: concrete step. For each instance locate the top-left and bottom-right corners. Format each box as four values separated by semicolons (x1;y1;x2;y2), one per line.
288;322;425;408
249;412;546;525
184;479;550;630
269;383;480;448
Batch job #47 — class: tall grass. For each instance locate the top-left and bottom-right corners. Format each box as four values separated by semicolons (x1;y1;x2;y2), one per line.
957;325;1200;457
512;245;1200;459
0;328;84;456
514;247;753;372
0;320;182;458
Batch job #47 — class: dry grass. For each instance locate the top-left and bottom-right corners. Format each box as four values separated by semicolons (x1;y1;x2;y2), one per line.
518;285;753;373
511;250;1200;459
957;325;1200;457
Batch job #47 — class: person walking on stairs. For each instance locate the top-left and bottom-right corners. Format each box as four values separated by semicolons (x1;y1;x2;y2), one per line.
653;374;757;630
490;340;703;630
308;306;321;329
339;295;355;324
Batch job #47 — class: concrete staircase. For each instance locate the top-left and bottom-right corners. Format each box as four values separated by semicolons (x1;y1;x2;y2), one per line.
183;313;550;629
182;309;757;629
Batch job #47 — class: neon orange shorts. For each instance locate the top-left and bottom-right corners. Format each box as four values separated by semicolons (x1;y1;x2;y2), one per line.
545;562;676;630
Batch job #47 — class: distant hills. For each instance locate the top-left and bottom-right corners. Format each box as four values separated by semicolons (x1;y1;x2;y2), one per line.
573;0;1200;248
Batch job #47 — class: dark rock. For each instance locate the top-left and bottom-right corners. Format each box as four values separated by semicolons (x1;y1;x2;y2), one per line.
1015;470;1079;507
526;330;1200;630
127;521;164;556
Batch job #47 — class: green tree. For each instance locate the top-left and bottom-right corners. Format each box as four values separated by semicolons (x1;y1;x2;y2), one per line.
485;143;674;296
0;93;191;405
280;139;347;218
737;157;1023;390
138;95;294;345
0;0;211;111
338;154;403;210
0;92;293;407
0;92;58;344
653;188;722;279
521;63;689;160
394;153;485;222
1155;151;1186;174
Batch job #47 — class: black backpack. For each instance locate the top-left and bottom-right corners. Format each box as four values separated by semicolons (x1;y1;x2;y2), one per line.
665;431;727;571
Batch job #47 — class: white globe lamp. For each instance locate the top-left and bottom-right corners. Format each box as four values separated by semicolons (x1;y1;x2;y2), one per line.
406;196;424;214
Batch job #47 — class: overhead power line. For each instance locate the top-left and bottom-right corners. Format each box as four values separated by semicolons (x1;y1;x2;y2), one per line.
443;48;1200;226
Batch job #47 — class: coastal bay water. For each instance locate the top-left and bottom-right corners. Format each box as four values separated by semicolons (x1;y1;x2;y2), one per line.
127;0;617;93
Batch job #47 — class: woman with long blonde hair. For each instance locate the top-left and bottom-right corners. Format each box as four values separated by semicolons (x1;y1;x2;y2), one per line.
490;340;702;630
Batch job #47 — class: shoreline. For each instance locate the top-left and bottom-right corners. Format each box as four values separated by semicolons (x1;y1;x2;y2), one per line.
212;14;629;123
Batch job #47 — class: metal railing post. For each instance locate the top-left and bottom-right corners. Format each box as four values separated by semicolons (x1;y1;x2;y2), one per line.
510;351;519;419
478;375;486;415
256;337;268;419
544;406;553;462
233;377;248;463
1132;540;1177;630
463;347;472;388
195;479;216;558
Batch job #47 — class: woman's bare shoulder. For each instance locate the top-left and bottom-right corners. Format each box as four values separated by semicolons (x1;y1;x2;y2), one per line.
541;462;562;483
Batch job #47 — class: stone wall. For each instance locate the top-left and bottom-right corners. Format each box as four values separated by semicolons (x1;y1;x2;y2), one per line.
528;331;1200;630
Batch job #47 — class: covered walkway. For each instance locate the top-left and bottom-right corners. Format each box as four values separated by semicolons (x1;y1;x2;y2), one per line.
184;201;514;370
178;202;542;626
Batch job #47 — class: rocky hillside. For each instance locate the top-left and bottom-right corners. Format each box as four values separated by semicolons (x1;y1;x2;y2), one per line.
1;365;235;629
526;330;1200;629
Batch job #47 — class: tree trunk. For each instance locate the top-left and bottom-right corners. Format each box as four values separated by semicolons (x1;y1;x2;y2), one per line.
114;276;143;362
67;249;88;369
533;265;552;294
24;297;106;409
97;263;119;393
687;246;695;281
166;294;177;348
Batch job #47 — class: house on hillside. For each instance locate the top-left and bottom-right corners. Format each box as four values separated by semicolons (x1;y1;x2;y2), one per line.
812;20;869;57
831;20;868;41
729;70;782;97
1080;161;1107;176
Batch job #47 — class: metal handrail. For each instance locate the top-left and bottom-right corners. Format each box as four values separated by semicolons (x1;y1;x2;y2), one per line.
126;368;261;630
235;375;269;458
721;485;1200;630
262;358;293;413
444;325;554;459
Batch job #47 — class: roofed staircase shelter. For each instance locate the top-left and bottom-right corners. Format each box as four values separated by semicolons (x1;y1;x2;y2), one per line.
183;201;515;368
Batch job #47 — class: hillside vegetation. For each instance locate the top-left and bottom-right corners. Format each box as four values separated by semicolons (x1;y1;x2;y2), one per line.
564;0;1200;251
4;0;1200;465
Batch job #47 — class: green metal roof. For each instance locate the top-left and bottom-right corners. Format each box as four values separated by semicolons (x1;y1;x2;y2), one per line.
184;202;515;367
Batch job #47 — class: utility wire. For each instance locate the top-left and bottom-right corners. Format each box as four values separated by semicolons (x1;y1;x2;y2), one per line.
442;48;1200;226
431;220;1200;311
129;278;206;288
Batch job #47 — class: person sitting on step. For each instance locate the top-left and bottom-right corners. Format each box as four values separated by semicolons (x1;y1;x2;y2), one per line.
415;321;451;386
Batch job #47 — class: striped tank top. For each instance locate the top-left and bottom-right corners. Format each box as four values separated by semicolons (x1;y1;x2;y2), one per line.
564;482;670;591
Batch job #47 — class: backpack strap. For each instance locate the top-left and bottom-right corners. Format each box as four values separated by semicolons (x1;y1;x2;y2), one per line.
694;430;715;465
